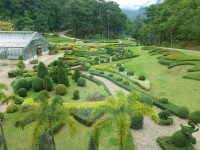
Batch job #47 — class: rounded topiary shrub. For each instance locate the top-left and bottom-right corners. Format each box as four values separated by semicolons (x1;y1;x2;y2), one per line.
39;90;50;98
32;77;44;92
130;116;144;129
99;71;104;74
123;81;129;85
55;84;67;96
7;104;18;113
138;76;145;81
94;57;100;62
178;107;189;119
73;90;80;100
116;78;123;81
52;75;58;83
140;95;153;107
118;66;125;72
108;74;113;77
189;111;200;124
171;131;187;148
159;98;169;104
15;78;30;91
127;71;134;76
77;77;86;87
17;88;27;97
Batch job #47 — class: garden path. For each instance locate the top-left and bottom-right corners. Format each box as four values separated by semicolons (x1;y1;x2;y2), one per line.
158;47;200;54
0;53;63;112
93;75;200;150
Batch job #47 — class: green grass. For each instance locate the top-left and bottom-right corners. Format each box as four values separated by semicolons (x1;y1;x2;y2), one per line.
183;73;200;81
44;34;74;44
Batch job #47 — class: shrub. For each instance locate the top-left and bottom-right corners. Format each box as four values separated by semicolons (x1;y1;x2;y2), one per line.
39;90;50;98
8;71;17;78
32;77;44;92
55;84;67;96
58;67;69;87
178;107;189;119
116;78;123;81
189;111;200;124
57;59;65;68
116;63;122;67
171;131;188;148
12;95;24;104
73;90;80;100
32;65;38;72
17;88;27;97
124;51;130;58
127;71;134;76
94;57;100;62
118;66;125;72
138;76;145;81
0;112;5;121
7;104;18;113
159;98;169;104
43;76;53;91
86;86;108;101
87;136;99;150
21;105;29;112
37;62;48;79
158;110;173;125
108;74;113;77
140;95;153;107
74;68;81;82
15;78;30;91
77;77;86;87
123;81;129;85
52;75;58;83
38;131;53;150
130;116;144;129
99;71;104;74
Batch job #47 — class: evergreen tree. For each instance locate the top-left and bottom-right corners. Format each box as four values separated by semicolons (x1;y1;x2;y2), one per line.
37;62;48;79
57;60;65;68
43;76;54;91
58;68;69;87
73;68;81;82
38;131;53;150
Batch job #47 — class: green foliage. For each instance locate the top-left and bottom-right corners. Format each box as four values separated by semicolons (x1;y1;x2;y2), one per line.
38;131;53;150
37;62;48;79
21;105;29;113
189;111;200;124
178;107;189;119
127;71;134;76
57;59;65;68
73;68;81;82
85;86;108;101
0;112;5;121
94;57;100;62
124;51;130;59
118;66;125;72
138;76;145;81
39;90;50;98
87;136;99;150
116;78;123;81
159;98;169;104
123;81;129;85
43;76;53;91
55;84;67;96
77;77;86;87
15;78;30;91
58;67;69;87
130;116;144;130
12;95;24;104
73;90;80;100
158;110;173;125
32;77;44;92
108;74;113;77
7;104;18;113
18;88;27;97
140;95;153;107
99;71;104;74
8;70;17;78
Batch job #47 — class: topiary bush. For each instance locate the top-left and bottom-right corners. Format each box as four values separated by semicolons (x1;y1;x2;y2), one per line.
73;90;80;100
108;74;113;77
127;71;134;76
99;71;104;74
73;68;81;82
94;57;100;62
140;95;153;107
15;78;30;91
32;77;44;92
7;104;18;113
116;63;122;67
43;75;54;91
39;90;50;98
37;62;48;79
118;66;125;72
116;78;123;81
77;77;86;87
158;110;173;125
12;95;24;104
0;112;5;121
189;111;200;124
21;105;29;113
123;81;129;85
17;88;27;97
138;76;145;81
178;107;189;119
58;67;69;87
130;116;144;129
159;98;169;104
55;84;67;96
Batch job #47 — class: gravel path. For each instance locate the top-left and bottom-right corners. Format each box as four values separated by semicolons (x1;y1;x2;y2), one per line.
93;75;200;150
0;53;63;112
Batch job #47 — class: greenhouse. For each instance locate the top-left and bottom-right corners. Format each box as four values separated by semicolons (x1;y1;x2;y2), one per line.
0;31;49;60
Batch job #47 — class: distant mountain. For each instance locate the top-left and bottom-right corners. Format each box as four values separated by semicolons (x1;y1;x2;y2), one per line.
122;7;145;20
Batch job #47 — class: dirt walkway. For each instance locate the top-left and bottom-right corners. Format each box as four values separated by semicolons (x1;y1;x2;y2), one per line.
93;75;200;150
0;53;63;112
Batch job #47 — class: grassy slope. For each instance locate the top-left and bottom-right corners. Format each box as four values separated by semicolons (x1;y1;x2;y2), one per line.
120;47;200;111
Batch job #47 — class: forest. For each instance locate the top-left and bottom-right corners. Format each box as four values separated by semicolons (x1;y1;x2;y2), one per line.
1;0;200;46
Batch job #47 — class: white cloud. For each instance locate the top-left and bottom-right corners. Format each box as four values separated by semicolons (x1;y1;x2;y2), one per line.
107;0;159;10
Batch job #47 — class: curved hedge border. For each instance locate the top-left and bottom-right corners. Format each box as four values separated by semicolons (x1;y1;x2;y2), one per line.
90;70;184;118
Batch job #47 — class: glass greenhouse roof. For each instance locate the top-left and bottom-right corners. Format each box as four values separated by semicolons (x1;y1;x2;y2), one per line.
0;31;44;48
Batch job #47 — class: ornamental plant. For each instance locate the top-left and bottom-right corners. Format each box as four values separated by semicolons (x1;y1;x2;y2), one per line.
37;62;48;79
58;67;69;87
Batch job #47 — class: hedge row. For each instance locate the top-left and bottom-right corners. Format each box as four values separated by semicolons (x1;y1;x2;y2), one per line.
90;70;184;118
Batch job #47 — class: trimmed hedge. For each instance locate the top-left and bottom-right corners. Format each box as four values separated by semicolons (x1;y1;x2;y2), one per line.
159;98;169;104
77;77;86;87
7;104;18;113
55;84;67;96
14;78;30;91
130;116;144;129
138;76;145;81
73;90;80;100
177;107;189;119
189;111;200;124
17;88;27;97
32;77;44;92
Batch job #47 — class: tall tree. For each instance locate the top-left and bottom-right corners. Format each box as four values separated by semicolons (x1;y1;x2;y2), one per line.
37;62;48;79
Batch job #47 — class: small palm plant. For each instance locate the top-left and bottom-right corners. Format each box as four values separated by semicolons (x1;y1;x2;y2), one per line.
19;95;77;150
91;90;159;149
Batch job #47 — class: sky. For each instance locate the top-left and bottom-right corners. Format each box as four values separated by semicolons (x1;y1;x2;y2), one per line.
108;0;161;10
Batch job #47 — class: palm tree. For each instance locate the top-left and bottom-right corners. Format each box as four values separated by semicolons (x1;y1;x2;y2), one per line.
0;83;8;150
91;90;159;149
19;95;77;150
